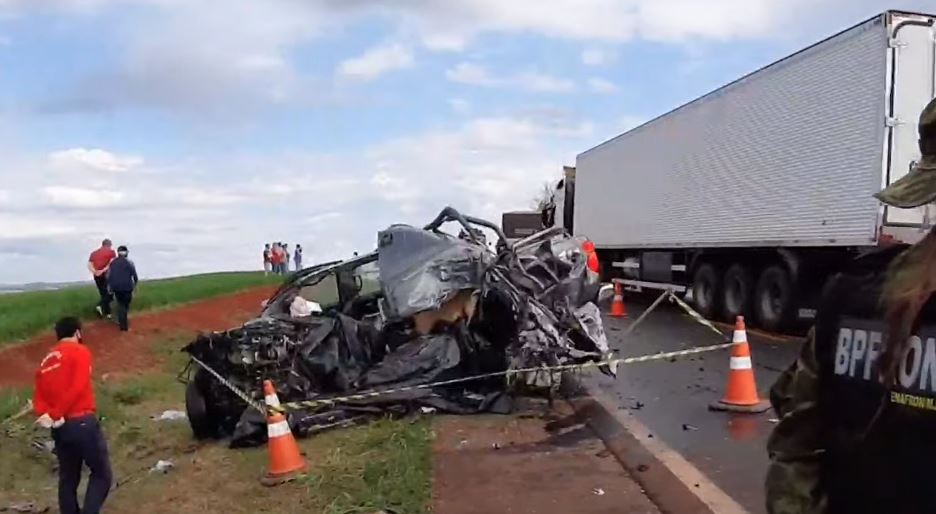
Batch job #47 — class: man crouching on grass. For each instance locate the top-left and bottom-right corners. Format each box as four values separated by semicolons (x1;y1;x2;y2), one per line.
34;317;113;514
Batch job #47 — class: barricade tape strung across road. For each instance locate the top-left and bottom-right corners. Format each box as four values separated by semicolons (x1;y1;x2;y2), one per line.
189;289;734;416
668;293;726;338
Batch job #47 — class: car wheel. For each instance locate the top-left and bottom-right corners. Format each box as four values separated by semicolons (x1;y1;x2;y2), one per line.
721;263;754;322
691;263;721;320
186;378;216;440
755;265;796;332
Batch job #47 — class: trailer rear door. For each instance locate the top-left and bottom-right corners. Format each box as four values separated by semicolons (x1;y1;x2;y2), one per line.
885;17;936;226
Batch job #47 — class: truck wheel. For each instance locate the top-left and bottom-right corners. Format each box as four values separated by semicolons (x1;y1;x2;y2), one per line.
721;264;754;322
755;265;795;332
186;379;216;440
691;264;721;319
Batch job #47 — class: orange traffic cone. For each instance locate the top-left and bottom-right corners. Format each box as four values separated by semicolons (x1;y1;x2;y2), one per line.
260;380;307;486
709;316;770;413
610;282;628;318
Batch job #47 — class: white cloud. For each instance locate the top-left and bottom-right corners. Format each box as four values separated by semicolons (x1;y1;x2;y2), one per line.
446;62;494;85
41;0;325;116
581;48;609;66
421;32;468;52
304;211;342;224
587;77;618;93
447;62;575;93
365;113;593;221
3;110;594;283
0;215;76;240
514;72;576;93
337;43;415;81
22;0;871;117
41;186;126;208
357;0;821;47
49;148;143;173
157;187;245;207
448;98;470;114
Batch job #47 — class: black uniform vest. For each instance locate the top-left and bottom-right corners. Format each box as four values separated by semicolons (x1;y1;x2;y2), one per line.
814;245;936;514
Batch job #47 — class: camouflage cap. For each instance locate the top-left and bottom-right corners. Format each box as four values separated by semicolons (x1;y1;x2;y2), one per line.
875;97;936;208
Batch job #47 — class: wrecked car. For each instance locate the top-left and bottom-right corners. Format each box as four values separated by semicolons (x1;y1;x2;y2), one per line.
181;207;610;447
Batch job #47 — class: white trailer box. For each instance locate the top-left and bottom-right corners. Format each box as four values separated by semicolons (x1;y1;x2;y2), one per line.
575;10;936;250
564;11;936;330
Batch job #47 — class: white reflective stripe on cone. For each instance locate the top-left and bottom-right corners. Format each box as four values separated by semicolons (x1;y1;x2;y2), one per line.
732;331;747;343
729;356;752;370
268;419;291;438
265;394;281;407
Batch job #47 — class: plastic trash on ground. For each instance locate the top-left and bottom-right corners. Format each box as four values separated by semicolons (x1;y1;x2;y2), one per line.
152;410;187;422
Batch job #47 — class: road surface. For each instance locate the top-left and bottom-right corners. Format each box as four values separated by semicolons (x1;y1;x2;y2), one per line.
582;294;804;514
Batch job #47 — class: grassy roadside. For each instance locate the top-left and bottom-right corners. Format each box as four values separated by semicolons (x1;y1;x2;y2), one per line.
0;333;432;514
0;272;281;348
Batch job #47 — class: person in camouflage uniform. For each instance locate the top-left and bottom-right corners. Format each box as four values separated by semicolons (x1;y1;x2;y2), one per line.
766;96;936;514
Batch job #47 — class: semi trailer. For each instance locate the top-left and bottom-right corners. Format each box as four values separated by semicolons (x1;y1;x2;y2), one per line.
550;10;936;331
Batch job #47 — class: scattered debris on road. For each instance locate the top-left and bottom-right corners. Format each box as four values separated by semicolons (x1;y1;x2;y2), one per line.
182;208;612;447
593;488;606;496
152;410;187;422
682;423;699;431
0;502;48;513
149;460;174;474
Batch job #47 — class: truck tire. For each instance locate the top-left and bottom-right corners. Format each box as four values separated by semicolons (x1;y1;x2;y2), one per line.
691;264;721;320
721;263;754;322
755;265;796;332
186;379;216;440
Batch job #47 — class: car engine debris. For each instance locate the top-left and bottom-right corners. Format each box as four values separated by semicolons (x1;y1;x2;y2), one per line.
181;207;611;447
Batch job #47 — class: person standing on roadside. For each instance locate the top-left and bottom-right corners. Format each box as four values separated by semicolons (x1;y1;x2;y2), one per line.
263;243;272;276
34;317;113;514
270;243;283;274
294;244;303;271
87;239;116;319
283;243;291;274
106;246;138;332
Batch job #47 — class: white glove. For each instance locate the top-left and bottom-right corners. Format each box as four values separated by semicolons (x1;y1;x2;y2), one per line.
52;418;65;428
35;414;53;429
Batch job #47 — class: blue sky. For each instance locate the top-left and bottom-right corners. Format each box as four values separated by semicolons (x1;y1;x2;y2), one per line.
0;0;929;284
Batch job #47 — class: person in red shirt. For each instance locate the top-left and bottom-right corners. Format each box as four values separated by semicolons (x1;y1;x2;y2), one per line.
271;242;285;274
34;317;112;514
87;239;116;319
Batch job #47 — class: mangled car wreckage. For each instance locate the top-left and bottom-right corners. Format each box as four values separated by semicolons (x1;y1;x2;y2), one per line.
182;207;612;447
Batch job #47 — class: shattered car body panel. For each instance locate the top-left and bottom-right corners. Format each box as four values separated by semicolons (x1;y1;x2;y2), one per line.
182;207;612;447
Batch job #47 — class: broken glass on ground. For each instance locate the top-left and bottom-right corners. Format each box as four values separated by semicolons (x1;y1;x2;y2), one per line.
182;207;611;447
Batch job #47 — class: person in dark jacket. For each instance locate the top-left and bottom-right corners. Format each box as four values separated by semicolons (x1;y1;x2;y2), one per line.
106;246;138;332
766;97;936;514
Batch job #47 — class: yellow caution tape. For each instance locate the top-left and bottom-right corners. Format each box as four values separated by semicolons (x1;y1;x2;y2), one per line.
190;289;733;416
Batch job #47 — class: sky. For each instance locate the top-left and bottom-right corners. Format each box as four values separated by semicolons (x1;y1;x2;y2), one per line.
0;0;930;284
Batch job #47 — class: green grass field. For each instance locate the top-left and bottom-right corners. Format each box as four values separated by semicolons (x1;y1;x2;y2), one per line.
0;333;431;514
0;272;282;348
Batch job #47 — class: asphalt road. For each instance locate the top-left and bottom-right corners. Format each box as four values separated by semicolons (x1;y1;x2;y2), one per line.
582;294;804;514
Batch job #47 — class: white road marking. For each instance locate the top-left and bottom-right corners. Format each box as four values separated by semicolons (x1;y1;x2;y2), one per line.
589;389;751;514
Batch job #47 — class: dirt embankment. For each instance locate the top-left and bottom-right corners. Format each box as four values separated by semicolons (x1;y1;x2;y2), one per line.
0;287;275;388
